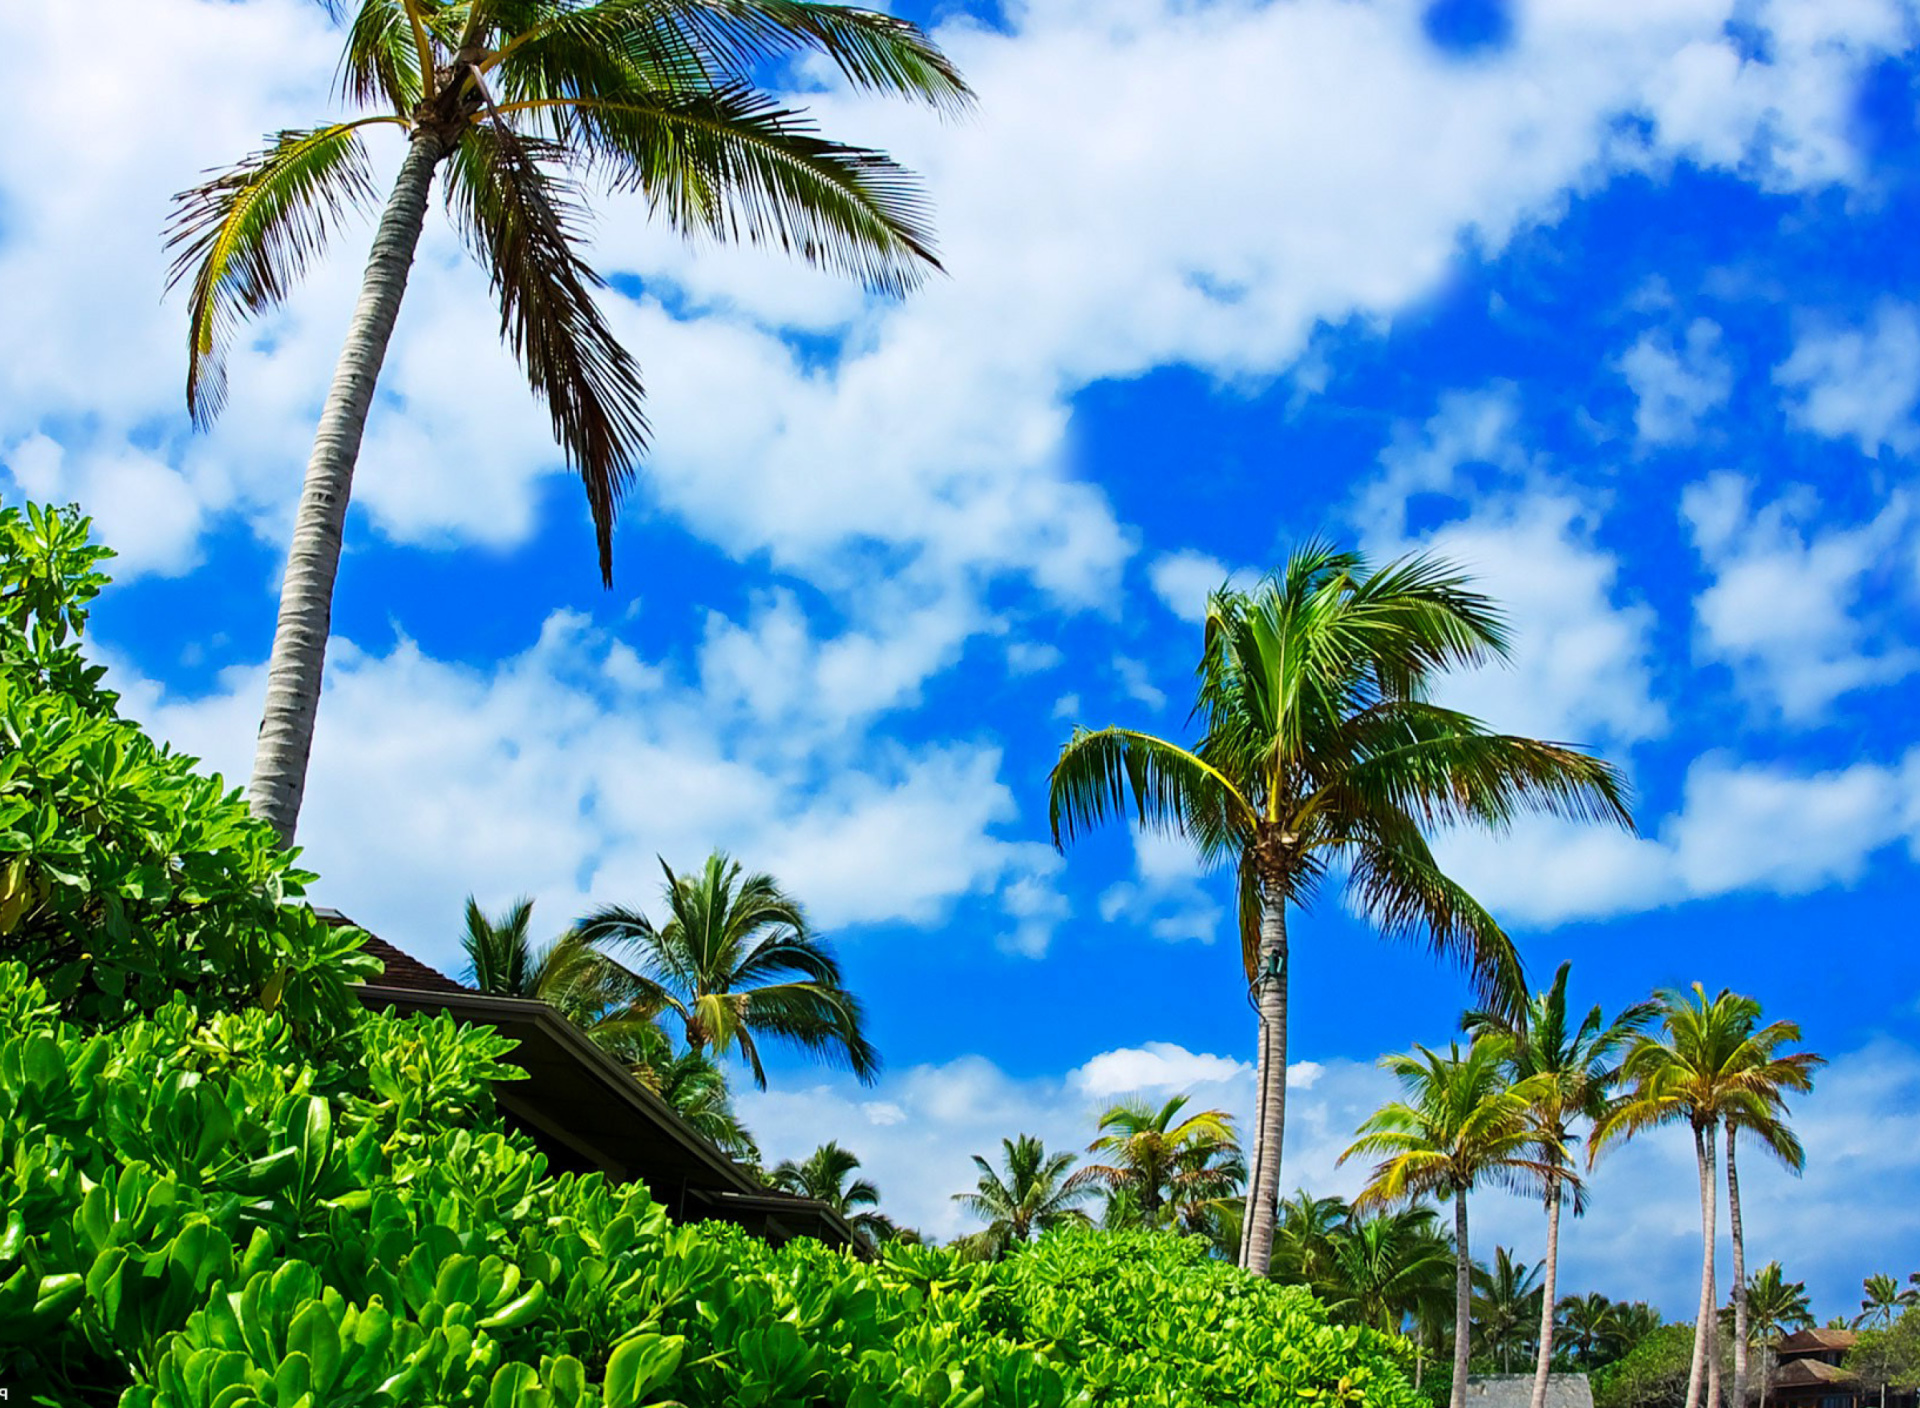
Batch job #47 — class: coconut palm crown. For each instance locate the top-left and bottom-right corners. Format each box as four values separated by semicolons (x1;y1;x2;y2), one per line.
951;1134;1097;1260
167;0;971;844
1048;542;1633;1274
576;850;878;1089
769;1141;893;1244
1081;1094;1239;1228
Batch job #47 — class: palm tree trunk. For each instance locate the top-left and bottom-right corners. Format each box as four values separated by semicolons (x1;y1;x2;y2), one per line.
1239;989;1271;1269
1531;1183;1563;1408
1728;1126;1749;1408
1687;1122;1719;1408
246;128;446;844
1452;1190;1473;1408
1238;891;1290;1275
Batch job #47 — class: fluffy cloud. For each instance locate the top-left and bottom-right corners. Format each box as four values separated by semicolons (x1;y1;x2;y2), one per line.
1775;301;1920;456
1684;473;1917;720
1620;318;1734;446
113;607;1068;971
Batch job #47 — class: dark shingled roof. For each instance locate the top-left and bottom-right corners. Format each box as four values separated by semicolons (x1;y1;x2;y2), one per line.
315;907;469;994
1778;1329;1859;1358
1774;1359;1859;1388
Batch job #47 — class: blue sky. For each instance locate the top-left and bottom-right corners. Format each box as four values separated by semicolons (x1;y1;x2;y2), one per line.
3;0;1918;1320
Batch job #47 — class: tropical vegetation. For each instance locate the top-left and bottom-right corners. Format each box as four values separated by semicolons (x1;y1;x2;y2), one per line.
167;0;971;845
1048;543;1631;1274
769;1141;895;1246
951;1134;1098;1260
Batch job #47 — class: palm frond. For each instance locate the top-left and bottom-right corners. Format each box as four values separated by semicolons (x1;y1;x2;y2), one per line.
166;119;394;425
1048;726;1253;854
338;0;426;109
443;122;649;583
544;86;943;296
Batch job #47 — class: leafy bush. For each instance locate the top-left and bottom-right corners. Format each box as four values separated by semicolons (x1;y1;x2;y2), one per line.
0;502;1421;1407
0;501;375;1033
1592;1324;1695;1408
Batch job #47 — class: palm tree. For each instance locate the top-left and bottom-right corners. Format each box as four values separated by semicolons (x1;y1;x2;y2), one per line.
168;1;970;845
1593;986;1821;1408
1736;1262;1813;1408
578;851;877;1088
1320;1206;1455;1338
459;894;668;1067
1857;1275;1919;1330
1269;1190;1351;1288
1724;1050;1823;1408
1082;1095;1239;1229
643;1047;756;1160
1466;962;1654;1408
769;1141;893;1245
951;1134;1097;1259
1048;545;1631;1273
1557;1293;1622;1368
1474;1247;1546;1374
1341;1037;1554;1408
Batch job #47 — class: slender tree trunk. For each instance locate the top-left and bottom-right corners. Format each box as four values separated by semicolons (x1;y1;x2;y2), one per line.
1687;1122;1719;1408
1238;892;1290;1275
1728;1126;1749;1408
247;128;446;844
1239;987;1271;1269
1531;1182;1563;1408
1453;1191;1473;1408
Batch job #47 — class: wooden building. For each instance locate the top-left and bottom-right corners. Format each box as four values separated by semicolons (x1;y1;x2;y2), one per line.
327;911;863;1254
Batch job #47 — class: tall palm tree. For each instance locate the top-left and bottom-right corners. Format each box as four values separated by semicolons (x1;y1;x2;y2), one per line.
1857;1275;1919;1330
1466;963;1654;1408
168;0;970;845
578;851;877;1088
1049;545;1631;1273
1593;986;1821;1408
460;894;669;1067
1082;1094;1238;1229
769;1141;893;1245
1342;1037;1554;1408
1474;1247;1546;1374
1320;1206;1455;1338
951;1134;1097;1259
1724;1053;1823;1408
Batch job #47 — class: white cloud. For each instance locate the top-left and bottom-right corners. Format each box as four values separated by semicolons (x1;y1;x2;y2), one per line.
1112;656;1168;711
113;607;1067;972
1684;473;1917;720
1098;829;1224;946
1775;301;1920;456
1620;318;1734;446
1148;549;1256;624
1071;1041;1252;1098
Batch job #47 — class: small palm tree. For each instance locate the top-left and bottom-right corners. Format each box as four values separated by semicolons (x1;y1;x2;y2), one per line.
1320;1206;1454;1337
1049;544;1631;1273
460;895;668;1068
643;1047;756;1161
1857;1274;1919;1330
1593;986;1821;1408
1269;1190;1351;1288
169;0;971;845
1474;1247;1546;1374
1556;1292;1622;1368
769;1141;893;1245
1341;1037;1554;1408
951;1134;1096;1259
578;851;877;1088
1466;962;1654;1408
1736;1262;1814;1408
1082;1095;1239;1229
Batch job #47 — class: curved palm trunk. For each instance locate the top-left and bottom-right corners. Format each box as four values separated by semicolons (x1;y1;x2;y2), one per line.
1452;1191;1473;1408
1728;1127;1750;1408
1239;995;1271;1268
1531;1182;1563;1408
247;129;446;843
1238;893;1289;1275
1687;1122;1719;1408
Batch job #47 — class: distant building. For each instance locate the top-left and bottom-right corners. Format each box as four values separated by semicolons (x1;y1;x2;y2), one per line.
1766;1327;1915;1408
323;910;865;1255
1464;1374;1595;1408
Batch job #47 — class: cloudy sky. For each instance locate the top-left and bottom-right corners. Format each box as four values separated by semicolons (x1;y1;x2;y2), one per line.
5;0;1919;1319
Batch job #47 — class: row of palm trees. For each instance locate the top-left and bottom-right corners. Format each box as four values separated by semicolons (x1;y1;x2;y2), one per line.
1338;979;1822;1408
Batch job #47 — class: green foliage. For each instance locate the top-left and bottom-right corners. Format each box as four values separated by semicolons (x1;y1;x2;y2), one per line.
1592;1323;1696;1408
1849;1306;1920;1391
0;501;376;1033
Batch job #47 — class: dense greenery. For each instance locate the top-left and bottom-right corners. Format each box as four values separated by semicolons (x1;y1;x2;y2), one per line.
0;503;1423;1407
1592;1325;1699;1408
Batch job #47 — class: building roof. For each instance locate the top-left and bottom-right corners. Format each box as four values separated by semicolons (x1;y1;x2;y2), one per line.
1778;1328;1859;1358
1773;1358;1859;1389
315;908;470;994
1464;1376;1595;1408
342;928;863;1255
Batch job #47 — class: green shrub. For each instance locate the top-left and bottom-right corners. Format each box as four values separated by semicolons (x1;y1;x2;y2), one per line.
0;502;1421;1407
1592;1323;1695;1408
